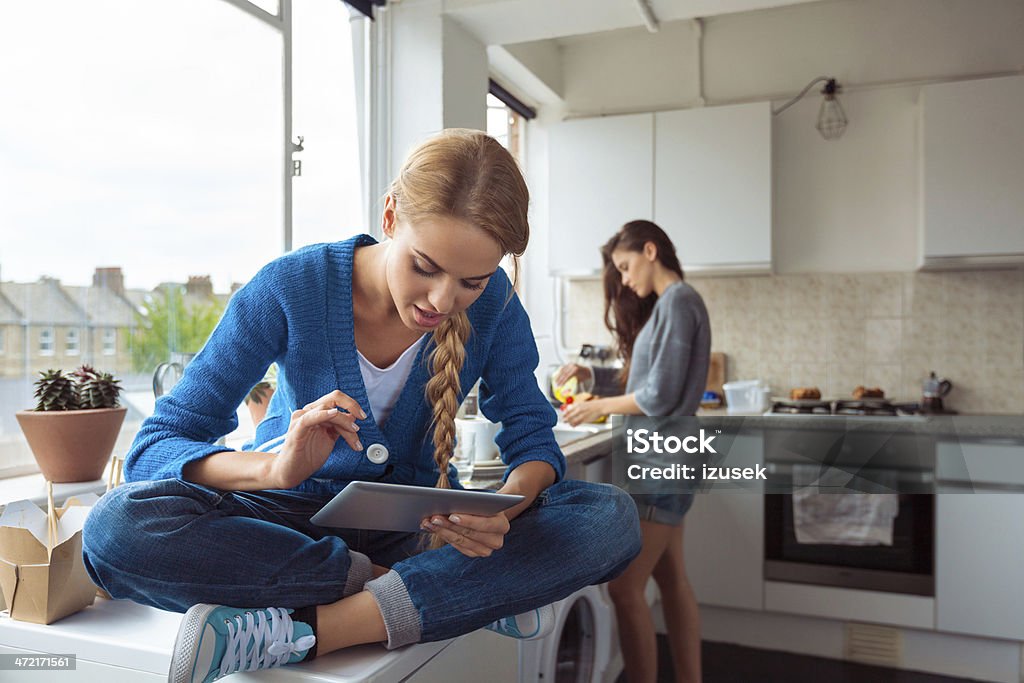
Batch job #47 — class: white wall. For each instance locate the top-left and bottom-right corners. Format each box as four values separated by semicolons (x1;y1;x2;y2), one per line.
772;85;919;272
389;0;487;176
559;20;701;114
442;17;488;132
508;0;1024;370
390;0;444;175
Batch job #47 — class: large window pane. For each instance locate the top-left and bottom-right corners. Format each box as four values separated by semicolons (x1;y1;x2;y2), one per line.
292;0;365;246
0;0;282;477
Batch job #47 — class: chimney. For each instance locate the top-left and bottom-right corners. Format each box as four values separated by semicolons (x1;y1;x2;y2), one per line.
93;267;125;295
186;275;214;298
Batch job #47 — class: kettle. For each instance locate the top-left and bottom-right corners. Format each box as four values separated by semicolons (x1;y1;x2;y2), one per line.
921;371;953;413
153;352;197;398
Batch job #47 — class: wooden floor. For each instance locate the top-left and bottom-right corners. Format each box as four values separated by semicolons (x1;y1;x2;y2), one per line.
618;638;984;682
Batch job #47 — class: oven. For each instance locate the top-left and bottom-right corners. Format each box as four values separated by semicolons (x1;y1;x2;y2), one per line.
762;419;936;597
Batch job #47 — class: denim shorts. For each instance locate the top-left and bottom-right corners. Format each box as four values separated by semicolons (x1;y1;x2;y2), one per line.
631;492;694;526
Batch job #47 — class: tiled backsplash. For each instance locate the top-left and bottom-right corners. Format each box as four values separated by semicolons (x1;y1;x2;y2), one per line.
563;269;1024;414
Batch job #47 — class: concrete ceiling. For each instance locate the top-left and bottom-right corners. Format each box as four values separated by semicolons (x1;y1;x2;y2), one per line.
443;0;827;46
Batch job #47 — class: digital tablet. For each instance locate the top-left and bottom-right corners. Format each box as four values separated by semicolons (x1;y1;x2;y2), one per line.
310;481;525;532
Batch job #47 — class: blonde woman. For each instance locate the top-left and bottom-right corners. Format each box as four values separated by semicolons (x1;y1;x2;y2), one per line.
82;130;641;683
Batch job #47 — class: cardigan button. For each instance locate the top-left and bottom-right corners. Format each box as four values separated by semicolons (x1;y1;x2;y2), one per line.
366;443;389;464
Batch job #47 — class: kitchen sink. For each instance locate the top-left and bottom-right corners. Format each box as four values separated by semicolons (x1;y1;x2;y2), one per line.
552;422;611;447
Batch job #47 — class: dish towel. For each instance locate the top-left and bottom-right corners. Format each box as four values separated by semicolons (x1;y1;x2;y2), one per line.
791;464;899;546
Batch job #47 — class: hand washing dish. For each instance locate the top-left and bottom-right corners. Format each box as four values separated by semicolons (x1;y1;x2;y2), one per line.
723;380;771;414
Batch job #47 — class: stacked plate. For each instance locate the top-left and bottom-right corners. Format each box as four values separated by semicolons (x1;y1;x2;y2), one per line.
471;459;506;479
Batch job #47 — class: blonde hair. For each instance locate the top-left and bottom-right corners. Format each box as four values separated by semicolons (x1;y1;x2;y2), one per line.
389;129;529;542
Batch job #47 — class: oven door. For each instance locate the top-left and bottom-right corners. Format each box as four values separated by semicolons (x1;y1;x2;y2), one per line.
764;491;934;596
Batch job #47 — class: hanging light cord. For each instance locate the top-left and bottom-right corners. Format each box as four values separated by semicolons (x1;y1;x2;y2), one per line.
771;76;832;115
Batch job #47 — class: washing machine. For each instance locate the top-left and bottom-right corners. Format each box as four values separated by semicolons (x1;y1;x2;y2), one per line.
517;583;619;683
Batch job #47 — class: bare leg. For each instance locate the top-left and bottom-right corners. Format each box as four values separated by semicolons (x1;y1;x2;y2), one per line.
310;564;391;656
313;592;387;655
651;523;701;683
606;521;676;683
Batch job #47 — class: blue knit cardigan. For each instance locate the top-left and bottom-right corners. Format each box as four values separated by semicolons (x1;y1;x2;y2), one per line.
124;234;564;494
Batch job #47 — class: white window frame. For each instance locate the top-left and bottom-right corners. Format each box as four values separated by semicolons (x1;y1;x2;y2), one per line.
66;328;80;356
39;327;55;356
219;0;377;252
103;327;116;355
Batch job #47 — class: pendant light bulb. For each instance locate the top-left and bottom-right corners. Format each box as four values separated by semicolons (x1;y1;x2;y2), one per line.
816;78;848;140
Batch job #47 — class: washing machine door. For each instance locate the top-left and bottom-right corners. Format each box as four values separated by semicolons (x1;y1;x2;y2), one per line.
548;593;599;683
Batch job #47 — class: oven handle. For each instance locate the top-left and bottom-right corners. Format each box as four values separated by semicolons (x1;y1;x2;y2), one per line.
766;463;934;485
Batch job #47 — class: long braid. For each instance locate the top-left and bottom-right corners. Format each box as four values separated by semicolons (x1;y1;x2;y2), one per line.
385;129;528;550
425;312;471;488
423;312;471;548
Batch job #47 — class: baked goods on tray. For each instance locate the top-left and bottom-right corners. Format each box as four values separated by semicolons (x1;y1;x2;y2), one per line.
789;387;822;400
852;385;885;399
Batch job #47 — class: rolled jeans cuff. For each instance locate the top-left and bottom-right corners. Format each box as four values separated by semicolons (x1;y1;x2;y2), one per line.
364;570;422;649
343;550;373;597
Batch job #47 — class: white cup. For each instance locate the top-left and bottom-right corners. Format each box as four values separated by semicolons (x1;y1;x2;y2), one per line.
455;417;500;463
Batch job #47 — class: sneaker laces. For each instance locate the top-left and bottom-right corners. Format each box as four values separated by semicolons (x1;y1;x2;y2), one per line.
220;607;316;677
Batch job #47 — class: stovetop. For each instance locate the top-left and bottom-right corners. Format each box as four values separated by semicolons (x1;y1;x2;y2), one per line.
768;399;957;418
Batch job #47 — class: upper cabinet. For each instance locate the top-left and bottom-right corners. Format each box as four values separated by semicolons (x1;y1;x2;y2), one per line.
547;103;772;275
548;113;654;274
920;75;1024;269
654;102;772;274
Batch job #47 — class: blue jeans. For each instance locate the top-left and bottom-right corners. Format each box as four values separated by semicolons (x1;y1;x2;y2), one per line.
82;478;641;648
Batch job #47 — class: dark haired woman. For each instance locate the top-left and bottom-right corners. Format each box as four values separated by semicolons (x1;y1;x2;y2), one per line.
561;220;709;683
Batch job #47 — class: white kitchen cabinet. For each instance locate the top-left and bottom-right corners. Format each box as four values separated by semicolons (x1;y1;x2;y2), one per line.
654;102;772;274
920;75;1024;268
548;113;654;274
935;440;1024;640
683;433;764;611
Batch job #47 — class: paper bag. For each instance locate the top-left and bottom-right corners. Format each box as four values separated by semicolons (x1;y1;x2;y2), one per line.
0;494;99;624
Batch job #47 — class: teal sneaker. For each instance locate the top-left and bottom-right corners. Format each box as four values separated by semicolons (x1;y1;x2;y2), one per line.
484;604;555;640
168;604;316;683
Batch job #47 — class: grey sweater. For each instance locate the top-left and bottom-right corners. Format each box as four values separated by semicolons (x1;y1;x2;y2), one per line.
625;281;711;417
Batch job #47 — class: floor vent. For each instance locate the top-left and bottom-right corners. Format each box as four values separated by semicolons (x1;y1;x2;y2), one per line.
844;623;902;667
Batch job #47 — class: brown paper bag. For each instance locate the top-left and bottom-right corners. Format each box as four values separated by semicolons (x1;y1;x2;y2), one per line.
0;494;99;624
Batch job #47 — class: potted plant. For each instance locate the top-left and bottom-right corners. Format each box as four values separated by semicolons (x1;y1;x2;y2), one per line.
15;365;126;483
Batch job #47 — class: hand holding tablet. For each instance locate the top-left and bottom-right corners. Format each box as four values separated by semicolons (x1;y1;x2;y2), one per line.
310;481;525;533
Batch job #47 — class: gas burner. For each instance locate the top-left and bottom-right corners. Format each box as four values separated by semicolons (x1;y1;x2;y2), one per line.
767;398;936;418
834;399;898;417
770;400;832;415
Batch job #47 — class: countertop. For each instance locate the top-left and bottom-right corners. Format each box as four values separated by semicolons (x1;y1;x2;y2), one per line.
461;413;1023;488
695;409;1024;441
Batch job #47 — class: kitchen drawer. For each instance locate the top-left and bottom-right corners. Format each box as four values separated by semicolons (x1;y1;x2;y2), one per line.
764;581;935;630
935;440;1024;488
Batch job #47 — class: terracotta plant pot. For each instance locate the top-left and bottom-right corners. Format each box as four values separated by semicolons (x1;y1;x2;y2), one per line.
15;407;127;483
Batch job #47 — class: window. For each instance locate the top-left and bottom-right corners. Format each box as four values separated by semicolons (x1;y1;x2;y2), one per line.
487;93;527;288
39;328;55;356
103;328;117;356
487;93;524;162
0;0;370;478
66;328;80;356
291;0;366;248
0;328;5;355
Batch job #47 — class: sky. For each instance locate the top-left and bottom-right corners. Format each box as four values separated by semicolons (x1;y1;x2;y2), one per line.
0;0;364;293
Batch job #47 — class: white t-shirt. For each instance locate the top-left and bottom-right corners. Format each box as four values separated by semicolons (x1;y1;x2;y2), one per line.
357;335;427;426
